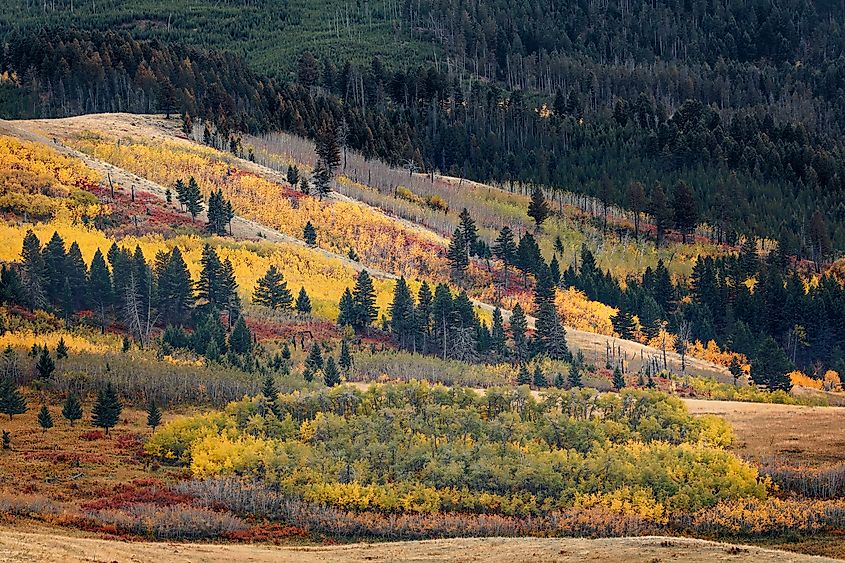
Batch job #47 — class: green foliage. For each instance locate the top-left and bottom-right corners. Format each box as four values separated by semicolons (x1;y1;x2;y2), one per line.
92;382;122;434
295;287;312;314
35;346;55;379
61;393;83;425
147;400;162;430
302;221;317;246
253;265;293;310
0;377;27;420
37;404;53;431
151;384;757;518
228;316;252;356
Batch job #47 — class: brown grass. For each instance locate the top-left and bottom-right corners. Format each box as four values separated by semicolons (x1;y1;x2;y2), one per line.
684;399;845;467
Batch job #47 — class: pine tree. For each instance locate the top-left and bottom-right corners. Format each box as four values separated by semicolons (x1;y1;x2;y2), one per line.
533;364;548;388
281;343;291;359
568;363;583;388
613;367;625;390
535;303;570;360
315;118;341;176
527;186;550;230
122;335;131;352
337;287;355;326
389;277;416;350
493;226;517;289
352;270;377;331
299;177;310;195
42;231;67;305
35;347;55;379
206;189;230;235
447;228;469;281
62;393;82;425
303;221;317;246
184;176;204;219
516;363;531;385
752;337;793;392
65;242;88;312
196;244;223;309
0;378;27;420
174;179;188;210
491;307;507;357
20;230;46;310
339;340;352;371
165;187;172;203
253;265;293;310
92;382;122;435
37;405;53;432
55;337;68;359
305;342;324;371
672;180;699;244
554;372;565;389
262;374;278;401
323;356;340;387
155;247;194;325
611;300;637;340
146;400;161;430
509;304;529;362
313;160;332;200
295;287;312;314
458;208;478;257
287;164;300;186
650;184;672;247
88;249;113;330
515;233;542;283
1;430;8;450
626;180;646;238
229;316;252;355
219;258;240;323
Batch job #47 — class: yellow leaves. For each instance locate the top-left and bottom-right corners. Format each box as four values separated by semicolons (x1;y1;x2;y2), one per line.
0;328;119;353
68;134;450;282
189;433;277;479
555;287;615;335
574;486;667;523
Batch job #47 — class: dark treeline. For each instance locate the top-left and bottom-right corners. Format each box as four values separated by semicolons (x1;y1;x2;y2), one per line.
2;27;844;256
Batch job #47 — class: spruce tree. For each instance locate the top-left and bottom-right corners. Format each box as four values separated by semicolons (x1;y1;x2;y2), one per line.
568;363;583;388
415;282;433;353
0;378;27;420
262;374;278;401
493;226;517;289
491;307;507;357
253;265;293;310
62;393;83;425
303;221;317;246
56;337;68;359
1;430;8;450
184;176;204;219
323;356;340;387
35;347;55;379
458;208;479;257
553;372;565;389
672;180;699;244
752;337;793;392
613;367;626;390
516;363;531;385
37;405;53;431
389;277;416;350
509;304;529;362
42;231;67;306
351;270;377;331
729;356;743;386
174;179;187;210
535;303;570;361
20;230;46;310
287;164;300;186
447;228;469;281
92;382;122;435
337;287;355;326
146;400;161;430
88;249;113;330
533;364;548;388
156;247;194;325
299;177;310;195
527;186;550;230
611;301;637;340
339;340;352;371
313;160;332;200
650;184;672;247
295;287;312;314
65;242;88;312
305;342;324;371
315;118;341;175
229;316;252;355
196;244;224;309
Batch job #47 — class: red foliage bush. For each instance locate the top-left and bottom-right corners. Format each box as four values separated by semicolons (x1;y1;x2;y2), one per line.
224;523;309;543
82;479;194;511
80;430;105;441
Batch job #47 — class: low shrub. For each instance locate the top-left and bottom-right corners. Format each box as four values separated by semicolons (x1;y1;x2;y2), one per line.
88;504;248;539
